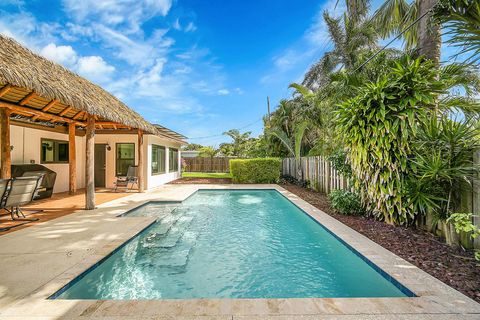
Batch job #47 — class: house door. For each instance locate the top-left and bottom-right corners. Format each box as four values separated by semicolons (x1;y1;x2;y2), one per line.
94;144;107;188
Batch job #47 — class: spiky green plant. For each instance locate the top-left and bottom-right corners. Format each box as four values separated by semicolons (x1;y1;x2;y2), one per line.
336;56;443;224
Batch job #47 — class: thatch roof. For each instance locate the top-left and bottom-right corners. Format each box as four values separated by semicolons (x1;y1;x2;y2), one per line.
0;34;161;134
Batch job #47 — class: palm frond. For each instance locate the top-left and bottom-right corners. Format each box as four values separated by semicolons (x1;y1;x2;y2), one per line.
372;0;412;39
268;128;294;157
294;121;309;159
434;0;480;64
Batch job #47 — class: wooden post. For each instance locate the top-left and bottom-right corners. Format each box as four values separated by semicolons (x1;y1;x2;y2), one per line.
85;114;95;210
137;129;144;193
474;151;480;250
68;123;76;194
0;108;11;179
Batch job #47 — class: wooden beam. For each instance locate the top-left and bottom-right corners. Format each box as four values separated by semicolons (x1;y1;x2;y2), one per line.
94;121;127;126
0;108;11;179
11;120;72;135
73;111;84;120
0;101;86;126
42;99;59;112
85;114;95;210
59;106;72;116
137;129;144;193
19;91;36;106
69;123;77;195
0;84;12;98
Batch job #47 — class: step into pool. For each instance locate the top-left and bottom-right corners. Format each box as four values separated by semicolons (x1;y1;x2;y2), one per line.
53;189;413;299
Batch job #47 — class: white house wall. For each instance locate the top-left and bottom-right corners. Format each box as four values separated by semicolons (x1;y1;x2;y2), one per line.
145;135;182;189
10;124;86;193
9;124;182;194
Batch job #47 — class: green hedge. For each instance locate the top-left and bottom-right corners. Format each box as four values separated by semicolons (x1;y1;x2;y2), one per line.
230;158;281;183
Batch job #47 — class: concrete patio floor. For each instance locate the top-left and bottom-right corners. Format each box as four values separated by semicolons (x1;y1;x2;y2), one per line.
0;184;478;319
0;188;131;235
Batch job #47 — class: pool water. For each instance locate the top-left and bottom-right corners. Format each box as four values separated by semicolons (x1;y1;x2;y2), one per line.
55;190;411;299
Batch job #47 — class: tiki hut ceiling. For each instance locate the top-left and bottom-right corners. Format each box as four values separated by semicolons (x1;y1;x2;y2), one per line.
0;35;183;142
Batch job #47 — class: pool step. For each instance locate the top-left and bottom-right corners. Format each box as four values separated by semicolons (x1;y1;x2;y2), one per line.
143;213;182;245
153;231;197;267
157;215;194;248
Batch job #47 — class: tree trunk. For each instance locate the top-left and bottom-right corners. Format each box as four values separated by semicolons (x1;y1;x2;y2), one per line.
417;0;441;65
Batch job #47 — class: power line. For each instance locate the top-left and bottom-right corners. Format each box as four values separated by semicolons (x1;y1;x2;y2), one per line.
352;6;435;73
187;118;263;140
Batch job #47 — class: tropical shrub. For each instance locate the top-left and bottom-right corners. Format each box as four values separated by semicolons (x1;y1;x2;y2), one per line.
336;56;443;225
447;213;480;260
406;116;480;220
329;189;364;215
328;150;352;179
230;158;281;183
279;174;309;188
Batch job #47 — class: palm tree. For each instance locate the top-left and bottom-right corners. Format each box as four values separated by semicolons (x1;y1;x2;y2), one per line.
222;129;251;157
269;121;309;179
433;0;480;64
303;5;378;90
373;0;441;64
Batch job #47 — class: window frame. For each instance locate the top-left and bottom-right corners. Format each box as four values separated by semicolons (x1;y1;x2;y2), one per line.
115;143;136;177
169;147;179;172
40;138;69;164
151;144;166;175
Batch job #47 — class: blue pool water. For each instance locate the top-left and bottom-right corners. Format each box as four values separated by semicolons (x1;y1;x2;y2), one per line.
55;190;412;299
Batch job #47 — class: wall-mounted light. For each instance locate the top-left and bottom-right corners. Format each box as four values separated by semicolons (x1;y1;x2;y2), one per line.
10;146;14;151
106;143;112;151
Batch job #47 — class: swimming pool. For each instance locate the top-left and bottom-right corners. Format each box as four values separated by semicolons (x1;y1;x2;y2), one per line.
53;189;413;299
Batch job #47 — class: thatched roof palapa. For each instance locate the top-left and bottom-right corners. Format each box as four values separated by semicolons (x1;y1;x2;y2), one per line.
0;34;171;137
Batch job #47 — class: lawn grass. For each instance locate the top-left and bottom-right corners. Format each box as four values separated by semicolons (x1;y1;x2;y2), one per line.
182;172;232;179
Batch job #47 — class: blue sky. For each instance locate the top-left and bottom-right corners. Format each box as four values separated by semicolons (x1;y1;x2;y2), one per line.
0;0;455;146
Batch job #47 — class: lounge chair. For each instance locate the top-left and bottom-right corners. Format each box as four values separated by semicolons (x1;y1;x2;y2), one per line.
3;176;41;221
114;166;139;191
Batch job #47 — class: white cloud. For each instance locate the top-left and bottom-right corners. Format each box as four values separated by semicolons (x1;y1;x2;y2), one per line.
234;87;244;95
185;22;197;32
94;24;173;67
217;89;230;95
173;18;181;30
62;0;172;34
40;43;77;67
77;56;115;83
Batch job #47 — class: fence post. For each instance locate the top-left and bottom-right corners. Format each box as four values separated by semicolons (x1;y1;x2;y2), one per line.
325;160;331;194
474;151;480;249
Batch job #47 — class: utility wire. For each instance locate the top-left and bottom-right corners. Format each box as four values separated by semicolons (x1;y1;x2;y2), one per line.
187;118;263;140
352;6;434;73
188;5;433;141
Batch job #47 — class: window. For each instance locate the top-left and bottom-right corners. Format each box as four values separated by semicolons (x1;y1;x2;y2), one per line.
41;139;69;163
151;145;166;175
116;143;135;176
169;148;178;172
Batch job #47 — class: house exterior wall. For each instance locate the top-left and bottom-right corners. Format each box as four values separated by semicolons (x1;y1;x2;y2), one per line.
9;124;183;193
10;125;86;193
145;135;182;190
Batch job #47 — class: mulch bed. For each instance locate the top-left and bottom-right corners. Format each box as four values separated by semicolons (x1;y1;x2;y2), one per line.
169;177;232;184
280;183;480;303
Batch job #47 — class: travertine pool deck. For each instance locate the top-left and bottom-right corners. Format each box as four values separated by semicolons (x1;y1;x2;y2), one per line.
0;184;478;320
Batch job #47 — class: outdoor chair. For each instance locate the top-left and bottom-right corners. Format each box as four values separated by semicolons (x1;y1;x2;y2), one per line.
0;178;9;209
114;166;139;191
3;176;41;221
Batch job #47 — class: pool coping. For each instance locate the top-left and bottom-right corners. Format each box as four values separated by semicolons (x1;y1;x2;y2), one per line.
0;184;479;319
